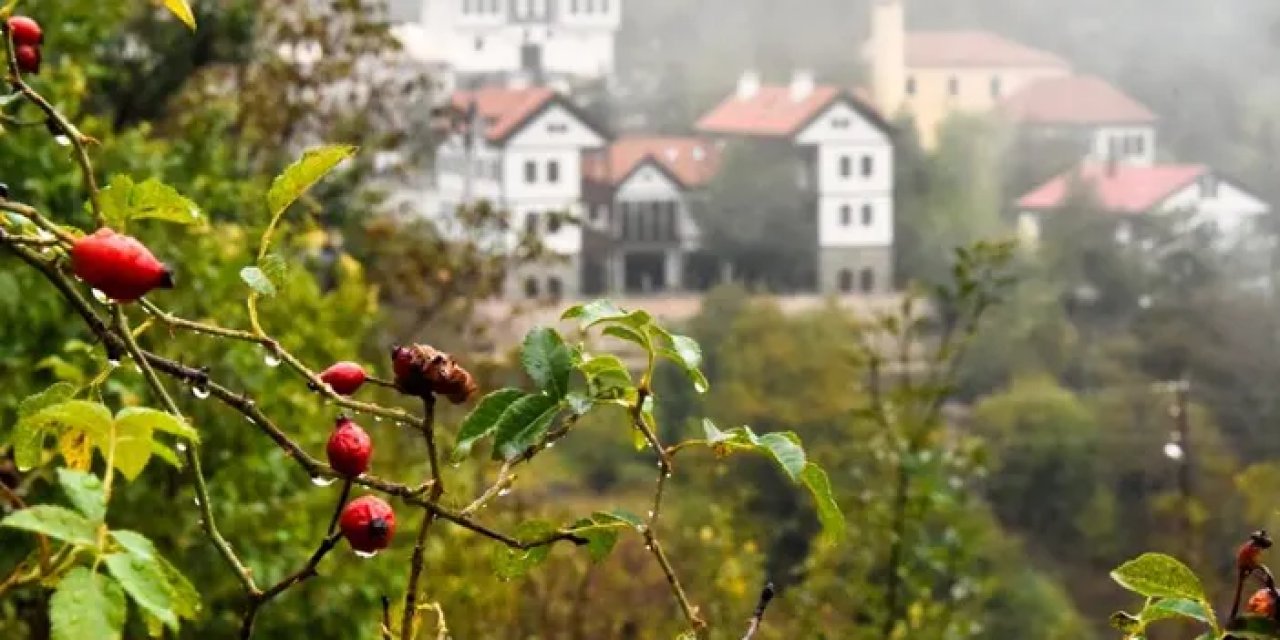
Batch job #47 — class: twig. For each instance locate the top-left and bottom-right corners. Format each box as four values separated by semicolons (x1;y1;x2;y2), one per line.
402;396;441;640
741;582;776;640
643;530;706;635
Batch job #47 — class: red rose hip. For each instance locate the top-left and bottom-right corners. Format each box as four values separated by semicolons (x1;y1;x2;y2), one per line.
71;228;174;302
326;416;372;477
7;16;43;46
14;44;39;74
319;361;366;396
339;495;395;554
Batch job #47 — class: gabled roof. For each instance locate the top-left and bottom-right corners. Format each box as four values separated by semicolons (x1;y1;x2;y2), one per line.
906;30;1069;69
695;85;889;139
1018;163;1208;213
583;136;722;189
448;86;564;143
1001;75;1157;125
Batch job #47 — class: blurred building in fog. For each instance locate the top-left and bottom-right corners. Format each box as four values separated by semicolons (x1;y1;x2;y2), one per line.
388;0;622;91
1000;75;1158;167
696;72;896;295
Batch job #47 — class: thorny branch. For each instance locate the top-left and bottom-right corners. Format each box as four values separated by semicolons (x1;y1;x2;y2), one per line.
402;396;441;640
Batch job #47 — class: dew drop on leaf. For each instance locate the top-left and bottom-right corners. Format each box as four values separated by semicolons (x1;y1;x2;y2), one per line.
354;549;378;559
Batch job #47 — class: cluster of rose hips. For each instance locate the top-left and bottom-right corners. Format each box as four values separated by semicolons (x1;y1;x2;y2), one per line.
1237;530;1279;621
7;15;44;75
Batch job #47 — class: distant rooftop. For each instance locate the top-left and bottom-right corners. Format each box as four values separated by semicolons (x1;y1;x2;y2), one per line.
1018;163;1207;213
1001;75;1157;125
449;87;557;142
583;136;722;188
906;30;1069;68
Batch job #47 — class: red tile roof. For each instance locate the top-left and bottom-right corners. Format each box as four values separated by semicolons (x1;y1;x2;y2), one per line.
1017;163;1207;213
449;87;556;143
583;136;722;188
695;85;844;138
1001;75;1156;125
906;30;1069;68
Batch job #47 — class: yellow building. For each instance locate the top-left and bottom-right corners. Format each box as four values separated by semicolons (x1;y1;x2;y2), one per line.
866;0;1071;148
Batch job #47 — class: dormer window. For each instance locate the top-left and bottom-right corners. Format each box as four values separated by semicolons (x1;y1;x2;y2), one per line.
831;117;850;129
1200;174;1219;198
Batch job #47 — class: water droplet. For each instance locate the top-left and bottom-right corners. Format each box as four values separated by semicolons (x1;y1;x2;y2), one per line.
545;441;556;449
107;358;121;368
311;475;337;487
633;525;644;533
54;135;71;147
644;544;653;551
374;416;384;423
450;462;461;469
191;386;210;399
176;442;188;453
91;288;109;303
245;416;256;424
497;488;511;497
354;549;378;559
664;472;672;479
193;497;201;507
263;350;281;367
1163;442;1184;461
646;510;654;518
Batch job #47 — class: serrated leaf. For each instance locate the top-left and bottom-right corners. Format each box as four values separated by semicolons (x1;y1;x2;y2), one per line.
109;417;154;481
239;266;277;297
0;505;97;546
258;253;289;292
1142;597;1211;624
1111;553;1205;601
18;383;77;417
491;394;561;461
521;327;573;399
161;0;197;30
21;401;113;441
10;419;48;470
267;145;356;218
800;463;845;543
115;407;199;443
562;299;654;331
492;520;557;579
50;567;126;640
97;175;201;228
579;354;633;396
110;530;157;562
104;552;178;630
452;388;524;461
57;469;106;523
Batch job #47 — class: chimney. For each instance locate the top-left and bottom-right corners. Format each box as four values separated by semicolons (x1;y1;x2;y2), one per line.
790;70;815;101
737;70;761;100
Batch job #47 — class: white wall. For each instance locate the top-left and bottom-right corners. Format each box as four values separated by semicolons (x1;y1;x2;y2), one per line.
1088;126;1157;166
819;195;894;247
1160;175;1271;238
814;144;894;196
795;101;890;146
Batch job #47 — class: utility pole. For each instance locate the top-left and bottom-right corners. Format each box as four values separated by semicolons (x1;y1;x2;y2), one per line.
1156;378;1194;563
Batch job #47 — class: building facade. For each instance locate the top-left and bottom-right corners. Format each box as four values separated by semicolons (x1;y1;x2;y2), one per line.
1000;74;1159;167
696;73;895;295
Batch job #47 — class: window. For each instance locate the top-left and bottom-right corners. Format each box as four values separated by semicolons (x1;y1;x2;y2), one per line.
649;202;662;240
831;117;850;129
524;277;539;298
462;0;471;13
585;0;594;12
665;203;678;240
905;76;916;96
547;160;560;183
861;204;873;226
571;0;579;12
838;269;854;293
839;205;852;226
474;37;484;51
602;0;610;12
990;76;1002;98
839;156;852;178
525;212;540;235
1130;134;1146;157
548;277;563;298
589;205;605;223
948;77;959;97
547;122;568;134
525;160;537;183
489;0;499;12
861;155;873;178
860;268;875;292
548;215;561;233
1200;175;1219;198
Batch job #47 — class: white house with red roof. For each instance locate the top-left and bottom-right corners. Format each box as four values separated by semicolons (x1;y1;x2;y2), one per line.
695;72;896;295
436;86;607;298
579;136;722;294
391;0;622;87
1001;75;1159;166
1016;163;1270;245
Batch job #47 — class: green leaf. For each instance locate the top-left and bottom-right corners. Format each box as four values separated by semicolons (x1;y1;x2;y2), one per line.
109;415;154;481
452;388;525;461
10;418;49;470
50;567;126;640
20;401;113;442
561;299;626;327
110;530;157;562
18;383;77;417
0;505;98;546
258;252;289;292
801;464;846;543
578;354;633;396
602;325;649;350
57;468;106;523
702;418;726;442
565;391;594;416
1108;612;1141;633
104;552;178;630
521;327;572;399
157;554;201;620
1142;597;1212;624
491;394;561;461
161;0;197;30
1110;553;1206;601
668;334;703;370
239;266;277;297
567;510;644;563
492;520;558;579
115;407;199;443
267;145;356;218
98;175;201;228
757;433;807;480
150;441;185;469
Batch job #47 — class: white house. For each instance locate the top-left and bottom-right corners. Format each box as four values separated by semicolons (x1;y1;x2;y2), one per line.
390;0;622;87
1000;74;1159;166
580;137;722;295
1016;163;1271;245
436;86;607;299
695;72;896;294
